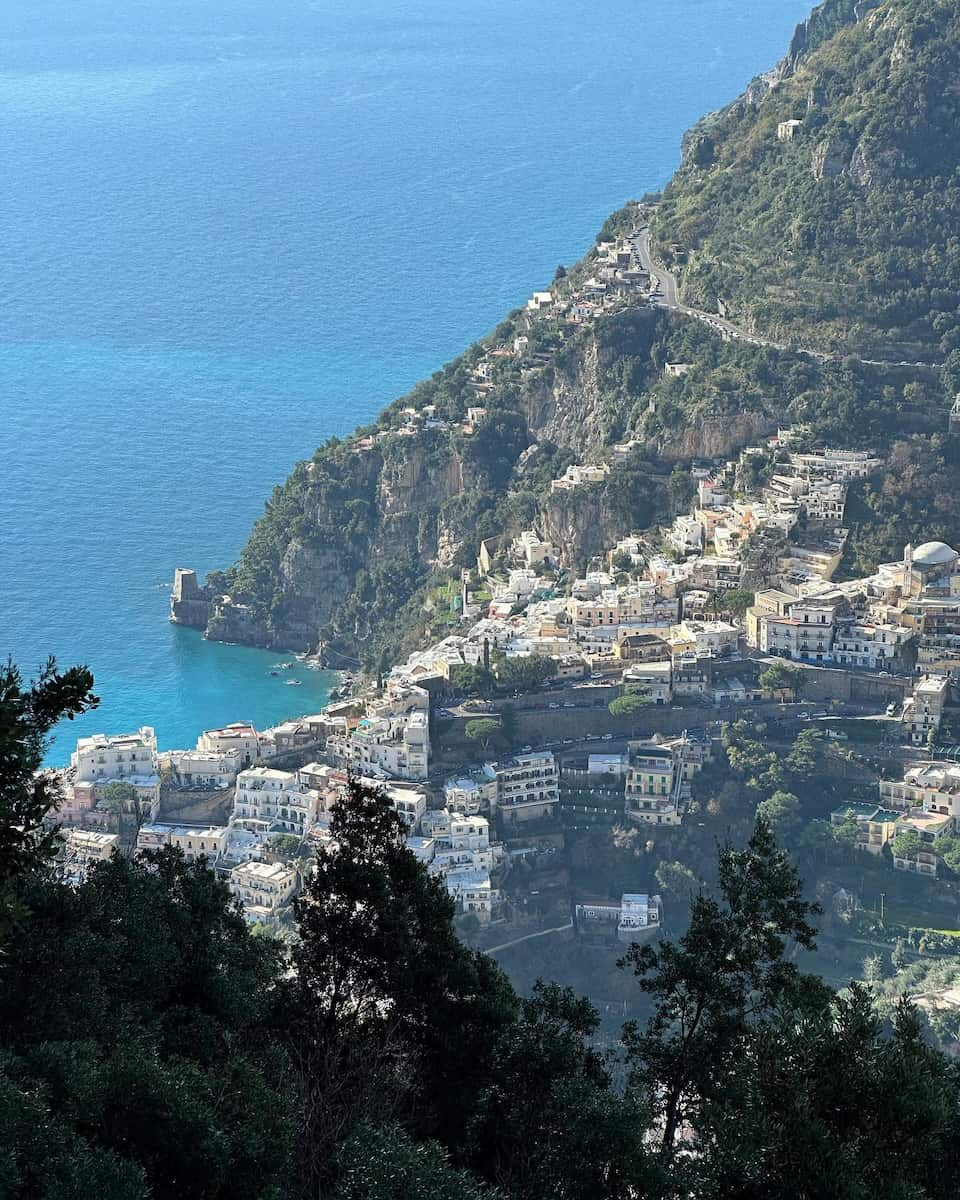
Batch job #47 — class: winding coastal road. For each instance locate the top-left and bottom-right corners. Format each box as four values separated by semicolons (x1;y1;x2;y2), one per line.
633;227;938;371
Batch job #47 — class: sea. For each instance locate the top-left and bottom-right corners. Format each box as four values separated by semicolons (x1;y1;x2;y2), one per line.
0;0;812;764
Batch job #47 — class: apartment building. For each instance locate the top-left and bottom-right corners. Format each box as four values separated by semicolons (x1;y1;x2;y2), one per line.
575;893;663;943
881;763;960;820
442;868;499;921
901;675;949;746
422;810;494;873
197;722;261;766
377;781;428;831
232;766;325;838
831;620;911;670
490;751;559;825
830;803;900;855
137;823;230;863
668;620;739;659
444;766;498;815
336;710;430;780
228;860;299;923
70;727;161;820
163;747;242;789
749;601;836;661
624;745;679;826
58;829;119;885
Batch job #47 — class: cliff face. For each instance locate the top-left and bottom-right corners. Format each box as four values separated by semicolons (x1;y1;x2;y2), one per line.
196;436;476;654
654;411;777;463
520;310;658;451
539;480;667;568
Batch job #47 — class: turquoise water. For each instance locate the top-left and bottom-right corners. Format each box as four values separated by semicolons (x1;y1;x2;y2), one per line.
1;0;812;763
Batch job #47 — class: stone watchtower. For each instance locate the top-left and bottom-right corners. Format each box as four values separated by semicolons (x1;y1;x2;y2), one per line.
169;567;212;629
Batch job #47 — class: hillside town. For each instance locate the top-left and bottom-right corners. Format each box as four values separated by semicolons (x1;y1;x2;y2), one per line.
47;418;960;935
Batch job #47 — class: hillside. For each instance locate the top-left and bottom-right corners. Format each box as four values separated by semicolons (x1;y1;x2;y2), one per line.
180;0;959;667
653;0;960;361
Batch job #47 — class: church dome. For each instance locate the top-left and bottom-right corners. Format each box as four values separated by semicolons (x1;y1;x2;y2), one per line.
911;541;959;568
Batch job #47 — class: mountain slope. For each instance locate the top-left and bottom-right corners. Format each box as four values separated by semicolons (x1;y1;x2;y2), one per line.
654;0;960;360
182;0;959;666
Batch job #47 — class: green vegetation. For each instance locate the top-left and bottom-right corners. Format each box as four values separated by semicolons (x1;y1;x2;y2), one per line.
6;659;960;1197
720;588;754;618
609;692;652;717
0;658;98;926
892;828;925;860
464;718;503;750
454;664;498;697
655;0;960;360
759;660;804;696
496;656;556;692
842;435;960;574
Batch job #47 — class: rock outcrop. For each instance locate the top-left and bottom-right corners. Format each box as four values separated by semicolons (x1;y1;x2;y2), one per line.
169;568;213;629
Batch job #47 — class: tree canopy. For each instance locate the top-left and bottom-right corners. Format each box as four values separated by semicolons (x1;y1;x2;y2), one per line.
4;654;960;1200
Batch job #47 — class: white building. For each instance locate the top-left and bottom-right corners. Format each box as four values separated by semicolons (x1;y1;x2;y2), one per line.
136;823;230;863
375;780;428;831
443;868;499;922
804;480;847;524
513;530;558;568
831;620;911;670
407;836;436;865
902;676;949;746
669;620;740;659
490;751;559;825
333;710;430;781
789;449;883;482
423;810;494;873
197;722;262;766
70;727;161;820
58;828;119;885
229;860;299;923
551;463;610;493
575;893;663;942
163;747;242;789
71;726;157;781
880;763;960;819
622;660;672;704
232;766;325;839
666;516;705;555
749;601;836;662
526;291;554;313
444;766;498;815
618;893;663;942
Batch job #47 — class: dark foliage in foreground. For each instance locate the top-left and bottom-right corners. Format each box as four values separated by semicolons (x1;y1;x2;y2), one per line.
0;659;958;1198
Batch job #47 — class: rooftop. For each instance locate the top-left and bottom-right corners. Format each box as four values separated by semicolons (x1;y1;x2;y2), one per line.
912;541;958;568
232;860;296;883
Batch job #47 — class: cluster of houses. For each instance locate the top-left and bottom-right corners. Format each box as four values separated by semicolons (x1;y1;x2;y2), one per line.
52;415;960;926
521;229;658;330
661;432;882;594
831;757;960;878
50;684;717;928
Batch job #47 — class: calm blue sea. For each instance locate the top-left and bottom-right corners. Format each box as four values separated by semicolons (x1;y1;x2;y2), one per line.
1;0;812;763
